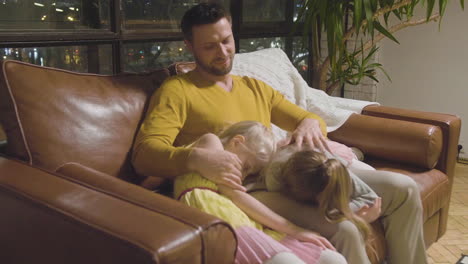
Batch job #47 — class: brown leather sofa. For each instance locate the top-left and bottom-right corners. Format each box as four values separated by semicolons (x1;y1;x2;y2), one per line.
0;59;461;264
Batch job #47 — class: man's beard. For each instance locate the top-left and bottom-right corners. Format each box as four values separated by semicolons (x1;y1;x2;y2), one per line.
194;54;234;76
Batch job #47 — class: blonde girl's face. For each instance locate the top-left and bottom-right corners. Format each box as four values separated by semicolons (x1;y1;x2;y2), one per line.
236;147;263;179
226;136;264;179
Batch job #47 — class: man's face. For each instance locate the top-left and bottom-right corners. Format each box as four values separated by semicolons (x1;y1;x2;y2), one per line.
185;17;235;76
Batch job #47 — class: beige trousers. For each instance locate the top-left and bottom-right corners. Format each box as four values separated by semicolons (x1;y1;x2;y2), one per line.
251;169;428;264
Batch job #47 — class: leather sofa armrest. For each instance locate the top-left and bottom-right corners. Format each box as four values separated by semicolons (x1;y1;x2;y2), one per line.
0;125;6;153
168;62;196;75
362;105;461;177
0;157;236;264
328;113;443;169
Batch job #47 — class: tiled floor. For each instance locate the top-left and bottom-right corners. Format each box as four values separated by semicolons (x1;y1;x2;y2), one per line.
427;163;468;264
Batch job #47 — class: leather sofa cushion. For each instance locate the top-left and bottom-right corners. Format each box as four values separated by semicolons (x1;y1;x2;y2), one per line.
367;158;450;222
168;62;195;75
0;60;169;180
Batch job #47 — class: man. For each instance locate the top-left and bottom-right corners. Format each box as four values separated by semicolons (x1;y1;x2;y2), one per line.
132;3;427;264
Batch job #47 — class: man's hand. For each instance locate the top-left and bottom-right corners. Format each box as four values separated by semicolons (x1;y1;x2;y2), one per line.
356;197;382;223
278;118;331;152
187;147;246;191
293;229;336;251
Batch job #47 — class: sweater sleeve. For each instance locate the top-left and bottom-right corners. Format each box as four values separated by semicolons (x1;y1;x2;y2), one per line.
269;87;327;136
131;78;192;178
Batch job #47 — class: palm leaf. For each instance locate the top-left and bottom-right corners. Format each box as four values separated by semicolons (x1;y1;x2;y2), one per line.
366;73;379;83
354;0;363;34
427;0;436;20
326;13;337;66
363;0;374;36
374;21;400;44
392;9;403;20
439;0;448;17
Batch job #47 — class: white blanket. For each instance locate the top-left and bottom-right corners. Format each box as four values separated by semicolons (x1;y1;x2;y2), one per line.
231;48;378;140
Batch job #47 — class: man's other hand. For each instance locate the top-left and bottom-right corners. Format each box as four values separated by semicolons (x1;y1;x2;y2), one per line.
187;148;246;191
278;118;331;152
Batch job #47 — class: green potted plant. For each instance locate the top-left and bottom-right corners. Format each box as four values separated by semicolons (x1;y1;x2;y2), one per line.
296;0;465;94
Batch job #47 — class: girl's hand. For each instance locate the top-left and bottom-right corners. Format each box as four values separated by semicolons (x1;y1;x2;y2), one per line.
356;197;382;223
293;229;336;251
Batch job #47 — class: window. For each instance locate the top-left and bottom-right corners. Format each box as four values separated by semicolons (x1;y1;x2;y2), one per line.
239;37;286;52
236;0;311;82
1;44;112;74
123;0;229;31
242;0;287;23
123;41;192;72
0;0;110;30
0;0;312;82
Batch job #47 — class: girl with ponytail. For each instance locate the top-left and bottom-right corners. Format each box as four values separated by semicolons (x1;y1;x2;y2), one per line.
260;146;382;262
280;150;374;243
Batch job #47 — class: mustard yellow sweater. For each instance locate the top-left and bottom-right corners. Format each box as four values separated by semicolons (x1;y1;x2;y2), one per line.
132;71;326;177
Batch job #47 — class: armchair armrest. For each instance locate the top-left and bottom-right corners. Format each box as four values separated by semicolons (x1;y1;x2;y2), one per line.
0;157;236;264
362;105;461;178
328;113;443;169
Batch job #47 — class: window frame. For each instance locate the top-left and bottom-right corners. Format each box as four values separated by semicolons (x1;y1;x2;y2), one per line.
0;0;314;83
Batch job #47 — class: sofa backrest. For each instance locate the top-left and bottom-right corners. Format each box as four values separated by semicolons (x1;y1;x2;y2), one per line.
0;60;170;181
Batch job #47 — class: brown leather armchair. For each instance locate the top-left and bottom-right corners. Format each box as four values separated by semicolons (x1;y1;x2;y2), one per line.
0;60;461;264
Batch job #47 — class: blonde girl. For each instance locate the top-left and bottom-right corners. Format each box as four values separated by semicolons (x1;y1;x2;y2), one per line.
173;121;347;264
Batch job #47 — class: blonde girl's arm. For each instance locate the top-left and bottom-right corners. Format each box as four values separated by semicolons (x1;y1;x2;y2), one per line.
218;186;335;251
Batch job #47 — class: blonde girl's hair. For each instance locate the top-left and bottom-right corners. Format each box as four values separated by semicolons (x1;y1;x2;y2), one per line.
217;121;276;164
281;150;371;244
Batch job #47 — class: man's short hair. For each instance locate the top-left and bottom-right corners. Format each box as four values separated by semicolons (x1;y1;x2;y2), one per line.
181;2;231;41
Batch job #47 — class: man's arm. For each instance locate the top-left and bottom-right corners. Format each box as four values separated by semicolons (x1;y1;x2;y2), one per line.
132;80;245;190
132;80;192;178
268;87;330;152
